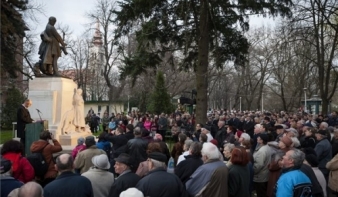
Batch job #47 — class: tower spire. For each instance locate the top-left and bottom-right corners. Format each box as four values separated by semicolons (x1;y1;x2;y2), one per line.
92;18;103;46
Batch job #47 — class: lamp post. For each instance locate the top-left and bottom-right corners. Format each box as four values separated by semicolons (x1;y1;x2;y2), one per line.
303;88;307;113
261;93;264;113
127;95;130;113
240;97;242;112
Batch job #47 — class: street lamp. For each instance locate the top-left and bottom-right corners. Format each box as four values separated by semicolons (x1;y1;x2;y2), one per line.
303;88;307;113
240;97;242;112
127;95;130;113
261;93;264;113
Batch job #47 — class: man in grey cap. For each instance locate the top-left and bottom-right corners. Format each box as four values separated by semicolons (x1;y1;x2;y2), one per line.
136;152;188;197
108;153;140;197
74;136;106;174
82;154;114;197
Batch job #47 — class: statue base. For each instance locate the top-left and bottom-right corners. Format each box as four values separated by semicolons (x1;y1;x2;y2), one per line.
59;131;93;146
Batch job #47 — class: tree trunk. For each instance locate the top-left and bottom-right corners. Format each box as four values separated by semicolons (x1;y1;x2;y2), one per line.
195;0;209;124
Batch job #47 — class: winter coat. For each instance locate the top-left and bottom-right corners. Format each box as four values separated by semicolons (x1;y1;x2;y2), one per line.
108;171;140;197
326;154;338;192
71;144;86;159
315;138;332;176
301;136;316;149
2;152;35;183
175;155;203;184
253;144;271;182
0;176;23;197
197;165;229;197
275;167;311;197
82;168;115;197
136;167;188;197
125;137;148;164
43;171;93;197
228;164;250;197
331;138;338;157
30;139;62;179
74;145;106;174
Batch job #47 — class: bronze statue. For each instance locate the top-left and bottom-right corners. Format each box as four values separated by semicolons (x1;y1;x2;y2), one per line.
34;16;67;77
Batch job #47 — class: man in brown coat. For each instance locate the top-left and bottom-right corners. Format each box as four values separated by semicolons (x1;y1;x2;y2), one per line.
30;130;62;187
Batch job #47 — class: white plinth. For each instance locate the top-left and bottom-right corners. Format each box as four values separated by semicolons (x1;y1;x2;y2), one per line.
28;77;78;143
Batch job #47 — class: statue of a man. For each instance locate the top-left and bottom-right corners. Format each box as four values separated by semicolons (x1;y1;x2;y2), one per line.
38;16;67;77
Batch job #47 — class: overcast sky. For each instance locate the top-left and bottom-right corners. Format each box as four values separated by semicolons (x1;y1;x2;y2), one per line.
29;0;275;38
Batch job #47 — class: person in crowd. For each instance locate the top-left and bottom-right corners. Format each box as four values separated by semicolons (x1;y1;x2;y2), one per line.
96;132;112;159
192;123;203;142
108;153;140;197
1;140;35;183
120;188;144;197
136;142;162;177
238;133;251;147
30;130;62;186
199;133;208;144
82;154;114;197
44;154;93;197
158;113;168;141
90;114;99;133
106;127;128;158
175;142;203;185
301;127;317;149
74;136;106;174
314;129;332;180
326;153;338;197
251;124;265;153
108;117;117;132
234;129;243;146
303;149;327;197
285;127;299;138
136;152;188;197
71;137;86;159
267;136;293;197
17;99;34;152
18;181;43;197
215;120;226;149
153;133;170;163
275;149;312;197
331;129;338;157
243;116;255;138
102;112;110;132
228;146;250;197
224;126;236;145
141;128;154;143
328;111;338;127
186;143;227;197
0;156;24;197
171;133;187;166
253;134;271;197
201;127;213;142
274;124;286;142
223;143;235;167
125;127;148;172
143;117;152;131
125;124;135;140
177;139;193;165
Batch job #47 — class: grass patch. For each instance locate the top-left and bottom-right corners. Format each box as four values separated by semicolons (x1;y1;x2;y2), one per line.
0;130;13;144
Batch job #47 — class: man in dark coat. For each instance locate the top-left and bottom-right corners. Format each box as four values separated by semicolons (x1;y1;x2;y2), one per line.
44;154;93;197
158;113;168;141
125;127;148;171
215;120;226;149
108;153;140;197
175;142;203;184
136;152;188;197
243;116;255;138
17;99;34;151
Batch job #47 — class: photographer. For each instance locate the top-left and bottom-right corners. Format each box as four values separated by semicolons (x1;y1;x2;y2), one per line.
30;130;62;187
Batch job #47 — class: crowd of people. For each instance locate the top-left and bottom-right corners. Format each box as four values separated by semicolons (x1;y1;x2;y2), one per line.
1;108;338;197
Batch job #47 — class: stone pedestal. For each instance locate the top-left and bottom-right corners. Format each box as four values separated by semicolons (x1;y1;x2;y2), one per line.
28;77;92;146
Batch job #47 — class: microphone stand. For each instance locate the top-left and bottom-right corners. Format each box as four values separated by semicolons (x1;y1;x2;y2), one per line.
36;109;43;122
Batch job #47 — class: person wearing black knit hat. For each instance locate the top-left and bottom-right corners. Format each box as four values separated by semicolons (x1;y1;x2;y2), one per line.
0;156;23;197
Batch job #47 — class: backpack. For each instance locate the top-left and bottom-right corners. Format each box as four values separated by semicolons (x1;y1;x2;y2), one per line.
293;183;312;197
27;143;50;178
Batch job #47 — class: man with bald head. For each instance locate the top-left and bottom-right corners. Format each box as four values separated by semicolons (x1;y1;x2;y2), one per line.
18;182;43;197
44;154;93;197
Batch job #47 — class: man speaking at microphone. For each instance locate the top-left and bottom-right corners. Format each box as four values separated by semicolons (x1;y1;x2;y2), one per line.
17;99;34;154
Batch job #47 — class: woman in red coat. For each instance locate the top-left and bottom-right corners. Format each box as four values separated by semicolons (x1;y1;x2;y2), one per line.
1;140;35;183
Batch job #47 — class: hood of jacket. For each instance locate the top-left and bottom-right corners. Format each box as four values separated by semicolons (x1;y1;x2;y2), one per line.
30;140;49;152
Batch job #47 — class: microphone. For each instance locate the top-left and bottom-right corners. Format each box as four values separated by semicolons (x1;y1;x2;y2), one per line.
36;108;42;113
36;109;43;122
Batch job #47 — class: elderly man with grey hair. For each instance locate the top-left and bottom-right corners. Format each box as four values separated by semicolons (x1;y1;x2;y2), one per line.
275;149;312;197
186;142;228;197
176;139;193;165
18;182;43;197
136;152;187;197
